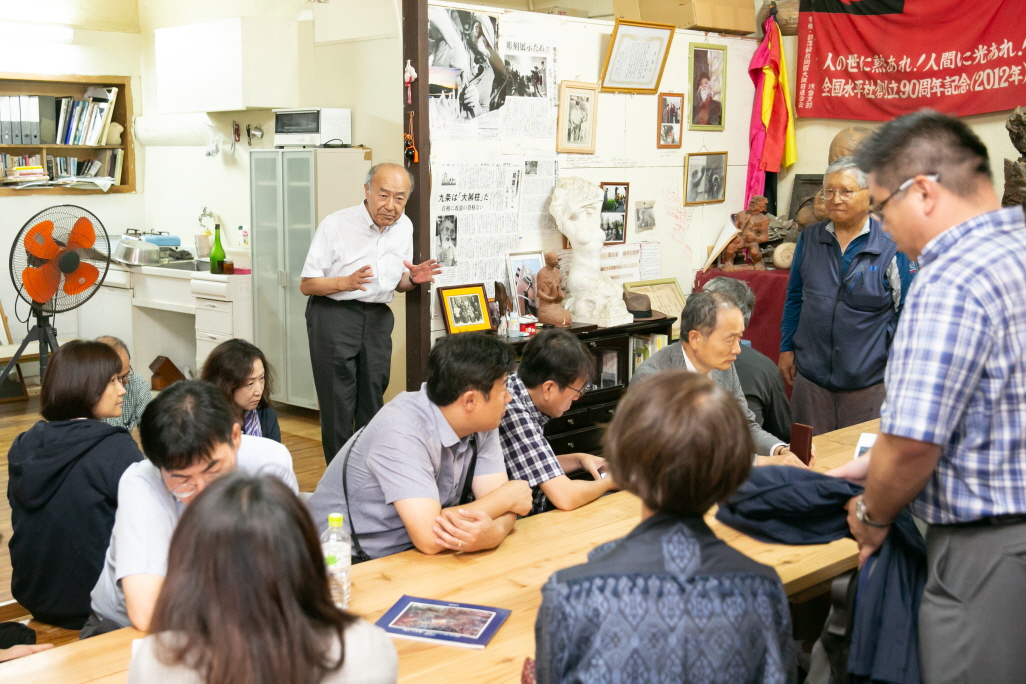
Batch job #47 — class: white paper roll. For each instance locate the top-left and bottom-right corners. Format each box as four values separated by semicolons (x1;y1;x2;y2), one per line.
133;113;216;146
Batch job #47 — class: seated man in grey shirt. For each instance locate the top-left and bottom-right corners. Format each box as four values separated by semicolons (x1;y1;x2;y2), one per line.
84;380;298;638
632;291;810;468
308;333;532;560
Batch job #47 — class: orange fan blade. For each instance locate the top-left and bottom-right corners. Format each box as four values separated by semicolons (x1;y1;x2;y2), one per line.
68;216;96;250
63;262;99;296
23;221;61;260
22;261;61;303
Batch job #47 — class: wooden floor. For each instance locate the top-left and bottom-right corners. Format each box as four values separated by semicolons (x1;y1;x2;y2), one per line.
0;396;328;641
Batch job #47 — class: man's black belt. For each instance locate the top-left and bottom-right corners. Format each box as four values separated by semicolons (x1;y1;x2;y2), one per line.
943;513;1026;528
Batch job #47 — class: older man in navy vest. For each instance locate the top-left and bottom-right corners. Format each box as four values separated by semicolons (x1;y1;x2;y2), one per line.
778;157;917;435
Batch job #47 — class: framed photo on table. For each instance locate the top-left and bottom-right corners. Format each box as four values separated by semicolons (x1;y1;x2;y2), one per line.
556;81;599;154
506;251;546;317
657;92;684;148
599;182;629;245
624;278;687;340
684;152;728;205
688;43;727;131
438;284;493;334
599;19;675;94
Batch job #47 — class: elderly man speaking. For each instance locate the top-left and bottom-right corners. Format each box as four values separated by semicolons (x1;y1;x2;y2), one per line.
301;163;441;463
778;156;917;435
633;291;808;468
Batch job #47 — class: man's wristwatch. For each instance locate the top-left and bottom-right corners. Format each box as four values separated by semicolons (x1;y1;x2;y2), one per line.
855;496;891;528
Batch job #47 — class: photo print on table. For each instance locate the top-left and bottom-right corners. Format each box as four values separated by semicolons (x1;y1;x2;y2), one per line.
600;182;629;244
684;152;727;205
435;214;458;267
657;92;684;148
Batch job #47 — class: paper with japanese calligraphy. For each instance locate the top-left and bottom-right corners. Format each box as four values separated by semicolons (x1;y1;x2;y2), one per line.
499;16;559;151
431;162;522;296
796;0;1026;120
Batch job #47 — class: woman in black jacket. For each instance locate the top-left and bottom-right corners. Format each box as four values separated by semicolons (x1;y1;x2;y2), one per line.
201;339;281;442
7;340;143;629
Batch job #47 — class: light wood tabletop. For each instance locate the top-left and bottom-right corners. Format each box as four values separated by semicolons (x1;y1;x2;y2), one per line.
2;420;877;684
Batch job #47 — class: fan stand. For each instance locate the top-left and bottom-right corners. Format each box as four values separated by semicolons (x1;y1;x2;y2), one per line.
0;306;60;387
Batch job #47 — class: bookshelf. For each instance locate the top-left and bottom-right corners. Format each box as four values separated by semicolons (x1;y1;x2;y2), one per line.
0;73;135;196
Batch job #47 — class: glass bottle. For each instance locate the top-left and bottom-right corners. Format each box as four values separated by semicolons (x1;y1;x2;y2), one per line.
209;224;225;274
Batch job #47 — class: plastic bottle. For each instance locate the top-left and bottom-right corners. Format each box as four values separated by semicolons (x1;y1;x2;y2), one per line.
321;512;352;609
209;224;226;274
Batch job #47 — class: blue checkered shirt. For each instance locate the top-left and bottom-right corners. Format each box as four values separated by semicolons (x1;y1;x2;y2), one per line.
881;206;1026;523
499;373;565;515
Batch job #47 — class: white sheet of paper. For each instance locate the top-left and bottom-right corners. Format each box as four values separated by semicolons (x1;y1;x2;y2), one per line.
703;221;740;272
853;433;877;459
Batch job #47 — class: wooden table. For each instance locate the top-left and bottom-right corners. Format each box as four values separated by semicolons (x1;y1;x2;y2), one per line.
3;421;877;683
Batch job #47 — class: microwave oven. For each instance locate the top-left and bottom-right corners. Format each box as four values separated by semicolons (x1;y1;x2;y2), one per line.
273;108;352;147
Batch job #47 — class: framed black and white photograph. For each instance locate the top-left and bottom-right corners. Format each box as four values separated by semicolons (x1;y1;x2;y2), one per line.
684;152;728;205
635;200;656;232
427;9;504;122
600;182;629;244
599;19;675;94
556;81;598;154
438;284;492;334
688;43;727;131
435;215;457;267
507;250;546;317
657;93;683;148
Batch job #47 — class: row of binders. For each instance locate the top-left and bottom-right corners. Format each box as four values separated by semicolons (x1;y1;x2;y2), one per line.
0;87;118;147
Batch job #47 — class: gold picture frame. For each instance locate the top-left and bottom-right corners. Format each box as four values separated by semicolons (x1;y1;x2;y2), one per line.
556;81;599;154
688;42;727;131
684;151;728;206
624;278;686;340
438;284;493;334
600;19;676;95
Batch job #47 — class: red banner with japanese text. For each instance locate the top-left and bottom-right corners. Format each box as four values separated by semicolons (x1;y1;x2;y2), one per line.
796;0;1026;121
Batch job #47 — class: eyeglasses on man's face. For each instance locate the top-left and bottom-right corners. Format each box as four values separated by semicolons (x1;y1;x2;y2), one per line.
822;187;867;202
868;173;940;223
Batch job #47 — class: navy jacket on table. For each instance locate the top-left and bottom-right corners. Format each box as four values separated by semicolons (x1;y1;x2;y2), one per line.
535;512;795;684
7;420;143;629
716;467;925;684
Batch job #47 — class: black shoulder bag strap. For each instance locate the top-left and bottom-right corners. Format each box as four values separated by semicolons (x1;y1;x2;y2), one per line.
340;427;373;564
457;435;479;506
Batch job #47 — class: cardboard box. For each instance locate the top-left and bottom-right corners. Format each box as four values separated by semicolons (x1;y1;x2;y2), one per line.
612;0;755;36
531;1;590;18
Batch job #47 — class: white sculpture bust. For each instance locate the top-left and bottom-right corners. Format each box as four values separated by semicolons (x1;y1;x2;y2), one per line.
548;177;634;327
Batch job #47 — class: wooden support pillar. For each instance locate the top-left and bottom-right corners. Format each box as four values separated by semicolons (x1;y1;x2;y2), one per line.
402;0;432;390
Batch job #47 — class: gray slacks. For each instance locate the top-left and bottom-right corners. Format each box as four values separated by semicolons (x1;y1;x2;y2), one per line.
306;296;393;464
920;521;1026;683
790;372;886;436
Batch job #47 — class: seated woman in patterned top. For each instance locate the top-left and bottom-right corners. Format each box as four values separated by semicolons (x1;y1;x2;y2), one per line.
534;370;794;684
202;339;281;442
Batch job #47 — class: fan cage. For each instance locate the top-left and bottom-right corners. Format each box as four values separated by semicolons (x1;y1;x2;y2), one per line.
9;204;111;315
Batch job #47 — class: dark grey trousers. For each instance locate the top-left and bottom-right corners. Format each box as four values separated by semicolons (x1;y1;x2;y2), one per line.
919;521;1026;683
790;373;886;436
306;296;394;464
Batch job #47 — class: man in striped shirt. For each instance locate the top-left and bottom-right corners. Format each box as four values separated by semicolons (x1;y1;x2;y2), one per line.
839;110;1026;683
301;163;441;463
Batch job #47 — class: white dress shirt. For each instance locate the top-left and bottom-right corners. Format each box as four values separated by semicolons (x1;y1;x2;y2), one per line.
301;202;413;304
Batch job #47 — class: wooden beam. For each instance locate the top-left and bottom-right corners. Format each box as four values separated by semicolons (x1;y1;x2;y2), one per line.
402;0;432;391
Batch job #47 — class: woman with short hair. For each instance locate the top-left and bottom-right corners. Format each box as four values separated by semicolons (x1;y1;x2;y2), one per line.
201;339;281;442
534;370;794;683
129;473;397;684
7;340;143;629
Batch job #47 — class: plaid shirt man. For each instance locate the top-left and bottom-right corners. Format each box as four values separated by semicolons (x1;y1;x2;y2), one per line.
880;206;1026;524
499;373;565;515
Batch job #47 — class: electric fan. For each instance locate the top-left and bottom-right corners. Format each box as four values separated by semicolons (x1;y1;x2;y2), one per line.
0;205;111;384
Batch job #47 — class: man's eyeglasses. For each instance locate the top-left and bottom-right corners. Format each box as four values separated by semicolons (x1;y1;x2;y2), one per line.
566;383;588;399
869;173;940;222
116;368;132;386
166;469;223;500
821;187;866;202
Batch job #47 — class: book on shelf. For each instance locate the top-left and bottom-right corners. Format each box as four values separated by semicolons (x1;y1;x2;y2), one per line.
0;97;11;145
38;95;56;144
374;595;511;649
10;95;21;144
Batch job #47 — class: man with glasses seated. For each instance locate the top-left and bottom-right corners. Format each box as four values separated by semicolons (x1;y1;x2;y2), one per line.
82;380;298;638
498;330;617;515
97;336;151;431
778;156;917;434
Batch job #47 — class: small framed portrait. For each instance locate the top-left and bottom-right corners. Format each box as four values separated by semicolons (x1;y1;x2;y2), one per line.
599;19;676;94
556;81;599;154
657;93;683;148
600;182;629;245
435;214;458;268
438;284;492;334
507;251;546;317
684;152;728;206
688;43;727;131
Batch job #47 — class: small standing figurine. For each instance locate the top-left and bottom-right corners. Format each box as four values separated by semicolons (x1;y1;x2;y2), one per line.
535;251;572;327
722;195;771;271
